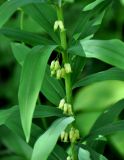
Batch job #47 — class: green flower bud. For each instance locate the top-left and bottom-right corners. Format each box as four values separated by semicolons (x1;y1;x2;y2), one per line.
54;20;64;31
58;99;65;109
50;60;55;70
75;129;80;139
60;131;65;141
51;70;56;76
64;63;72;73
63;103;68;114
69;127;75;140
67;156;72;160
63;132;68;142
68;104;73;115
56;69;62;79
61;68;66;78
54;60;60;70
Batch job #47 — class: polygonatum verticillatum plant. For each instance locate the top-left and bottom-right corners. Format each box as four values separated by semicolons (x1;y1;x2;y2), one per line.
1;0;124;160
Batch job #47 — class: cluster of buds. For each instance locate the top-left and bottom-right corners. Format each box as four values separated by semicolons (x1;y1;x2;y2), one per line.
60;128;80;143
58;99;73;115
69;127;80;142
50;60;72;79
50;60;64;79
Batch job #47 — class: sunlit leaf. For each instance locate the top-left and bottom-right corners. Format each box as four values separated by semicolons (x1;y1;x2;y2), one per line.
31;117;74;160
18;45;56;142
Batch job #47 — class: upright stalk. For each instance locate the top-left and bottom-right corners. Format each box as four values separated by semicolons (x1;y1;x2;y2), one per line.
56;5;77;160
56;5;72;104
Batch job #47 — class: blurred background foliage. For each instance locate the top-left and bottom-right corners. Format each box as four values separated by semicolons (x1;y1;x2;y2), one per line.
0;0;124;159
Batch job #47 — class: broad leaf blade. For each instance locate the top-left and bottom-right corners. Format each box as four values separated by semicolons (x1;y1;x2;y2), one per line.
18;45;56;142
73;67;124;88
78;148;91;160
69;39;124;70
0;0;45;28
31;117;74;160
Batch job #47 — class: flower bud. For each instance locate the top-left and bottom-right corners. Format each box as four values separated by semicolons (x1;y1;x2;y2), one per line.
56;69;62;79
63;132;68;142
60;131;65;141
68;104;73;115
54;60;60;70
67;156;72;160
69;127;75;140
51;70;56;76
64;63;72;73
59;99;65;109
54;21;59;31
63;103;68;114
54;20;64;31
75;129;80;139
50;60;55;70
61;68;65;78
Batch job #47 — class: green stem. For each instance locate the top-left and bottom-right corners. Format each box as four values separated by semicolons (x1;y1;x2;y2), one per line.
19;8;24;30
56;4;77;160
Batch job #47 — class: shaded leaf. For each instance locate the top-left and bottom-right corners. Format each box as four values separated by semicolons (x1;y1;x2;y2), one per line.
23;3;59;43
91;99;124;132
42;67;65;106
73;67;124;88
0;27;53;46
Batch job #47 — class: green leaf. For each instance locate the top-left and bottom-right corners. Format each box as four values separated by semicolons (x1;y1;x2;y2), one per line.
23;3;59;43
69;39;124;70
42;67;65;106
87;120;124;140
0;126;32;160
0;0;45;28
79;145;108;160
0;107;17;126
34;105;63;118
71;55;86;85
91;99;124;132
31;117;74;160
0;156;26;160
0;28;54;46
70;0;111;41
18;45;56;142
11;43;31;65
73;67;124;88
78;148;91;160
83;0;105;11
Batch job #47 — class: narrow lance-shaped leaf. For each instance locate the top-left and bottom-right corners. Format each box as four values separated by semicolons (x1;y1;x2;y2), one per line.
0;0;45;28
23;3;59;43
18;45;56;142
90;99;124;132
31;117;74;160
0;28;54;46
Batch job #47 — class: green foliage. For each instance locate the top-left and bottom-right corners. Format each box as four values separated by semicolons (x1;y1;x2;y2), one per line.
0;0;124;160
